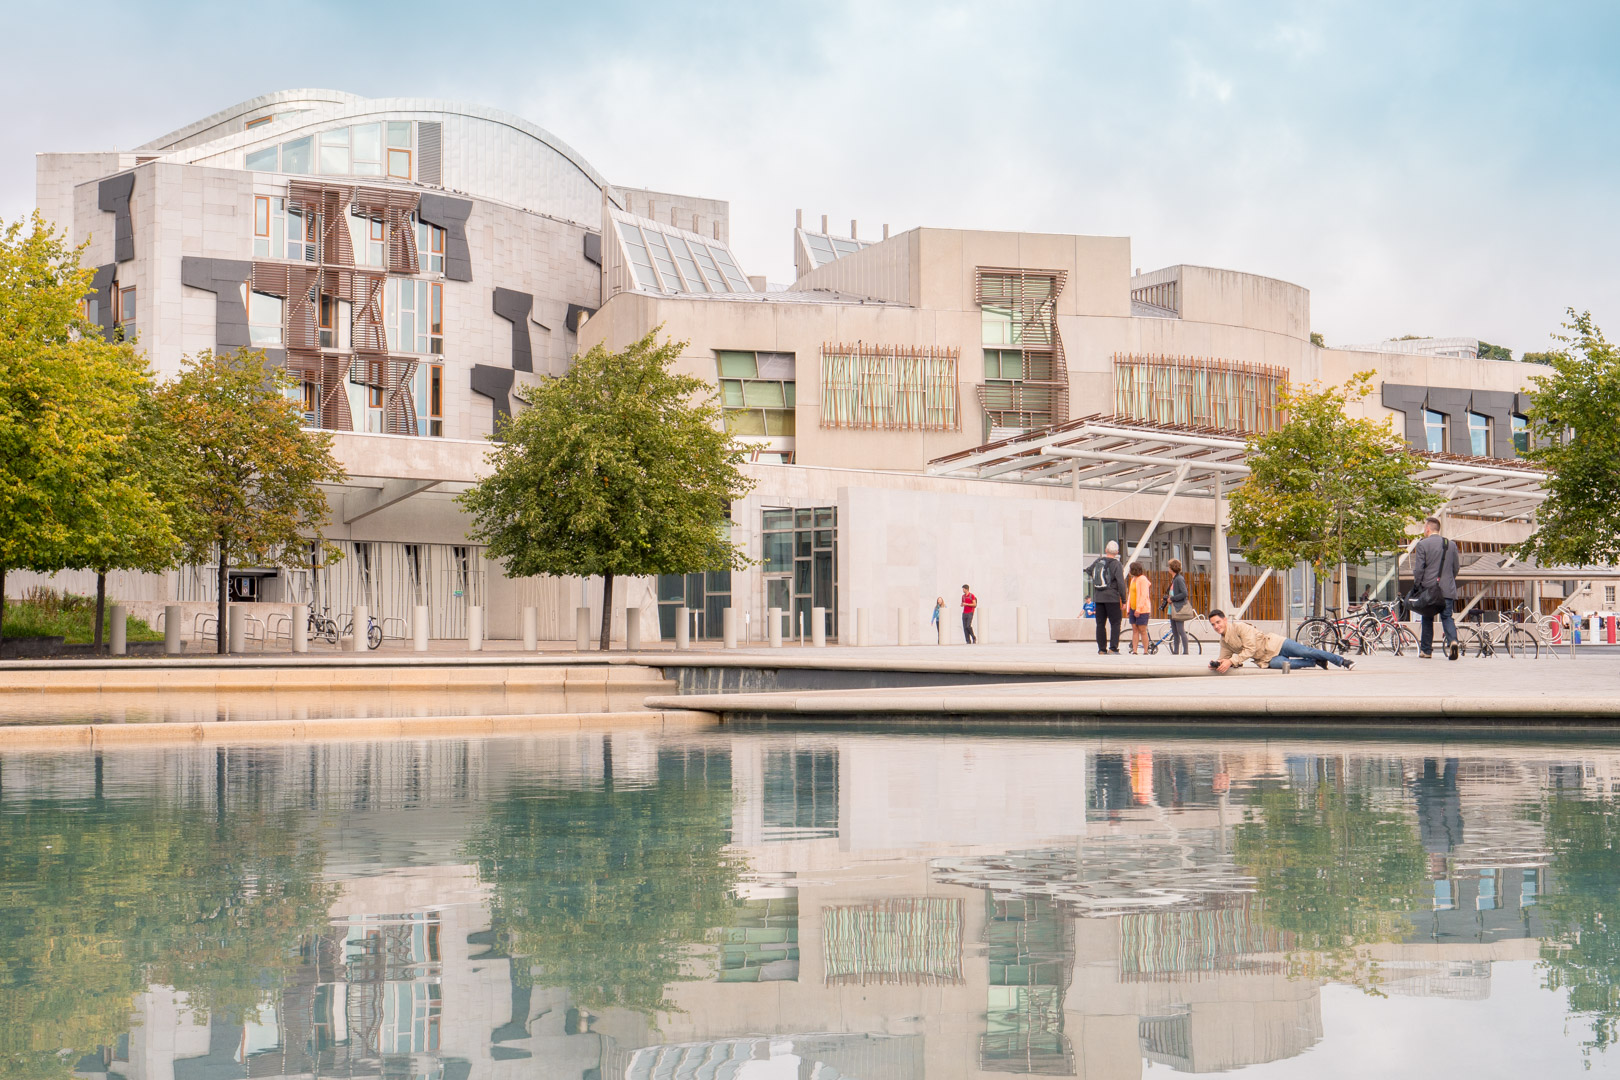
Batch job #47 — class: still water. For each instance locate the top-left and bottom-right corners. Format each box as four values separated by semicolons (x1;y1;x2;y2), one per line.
2;727;1618;1079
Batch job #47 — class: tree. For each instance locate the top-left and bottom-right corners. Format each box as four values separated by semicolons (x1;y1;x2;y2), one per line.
1309;331;1325;348
458;329;753;650
0;214;164;644
157;349;345;653
1477;340;1514;362
1227;373;1441;613
1513;311;1620;566
1533;792;1620;1059
1522;351;1559;366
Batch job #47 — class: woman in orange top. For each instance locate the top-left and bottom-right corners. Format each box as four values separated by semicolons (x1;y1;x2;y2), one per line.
1126;562;1153;654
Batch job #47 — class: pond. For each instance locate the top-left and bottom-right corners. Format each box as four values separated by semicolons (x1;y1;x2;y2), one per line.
2;726;1617;1078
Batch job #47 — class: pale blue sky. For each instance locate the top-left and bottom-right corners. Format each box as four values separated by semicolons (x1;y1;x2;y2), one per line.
7;0;1616;352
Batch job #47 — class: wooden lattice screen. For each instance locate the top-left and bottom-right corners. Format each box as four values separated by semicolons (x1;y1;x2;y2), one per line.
819;343;961;430
1113;353;1288;434
975;267;1069;430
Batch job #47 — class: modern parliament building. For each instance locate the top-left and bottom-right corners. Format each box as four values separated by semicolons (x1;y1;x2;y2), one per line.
28;89;1566;645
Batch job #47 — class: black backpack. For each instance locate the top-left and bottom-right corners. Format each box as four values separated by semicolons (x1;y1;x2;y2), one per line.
1091;559;1112;592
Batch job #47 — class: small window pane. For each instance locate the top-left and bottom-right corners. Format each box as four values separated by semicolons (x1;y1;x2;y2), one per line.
1423;409;1446;453
246;146;278;171
744;381;785;407
387;121;412;148
784;382;796;407
720;380;745;407
726;409;766;435
1468;412;1490;456
387;149;411;179
983;307;1015;346
1512;415;1529;454
281;137;312;174
764;409;795;436
762;509;793;531
717;351;758;378
756;352;794;379
318;127;350;173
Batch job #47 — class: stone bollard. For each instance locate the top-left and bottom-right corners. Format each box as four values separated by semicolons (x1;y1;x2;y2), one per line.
812;606;827;647
768;606;783;648
522;606;538;651
109;604;127;656
856;608;870;647
722;607;737;650
164;605;183;655
1016;605;1029;644
675;606;690;650
896;607;909;647
466;605;483;652
351;604;369;652
626;607;641;651
575;606;591;651
292;609;308;653
413;605;429;652
228;605;247;654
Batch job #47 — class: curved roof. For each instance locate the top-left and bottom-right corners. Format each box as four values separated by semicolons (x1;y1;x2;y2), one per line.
135;89;614;200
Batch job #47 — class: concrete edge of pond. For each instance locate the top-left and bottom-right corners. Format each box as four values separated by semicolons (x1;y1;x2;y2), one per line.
0;665;675;695
0;709;719;749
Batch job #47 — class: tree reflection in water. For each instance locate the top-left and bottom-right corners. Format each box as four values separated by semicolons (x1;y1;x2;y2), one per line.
1534;793;1620;1058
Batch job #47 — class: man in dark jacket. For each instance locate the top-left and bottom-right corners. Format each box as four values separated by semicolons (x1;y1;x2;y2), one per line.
1410;515;1460;660
1088;541;1126;655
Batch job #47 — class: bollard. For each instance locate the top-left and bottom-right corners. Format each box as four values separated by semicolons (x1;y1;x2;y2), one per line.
292;608;308;653
812;606;827;647
575;606;591;651
768;606;783;648
896;607;909;647
413;605;429;652
675;606;690;650
1016;605;1029;644
522;606;538;651
164;605;183;655
722;607;737;649
109;605;127;656
626;607;641;651
856;608;870;647
351;604;369;652
228;605;247;654
466;605;483;652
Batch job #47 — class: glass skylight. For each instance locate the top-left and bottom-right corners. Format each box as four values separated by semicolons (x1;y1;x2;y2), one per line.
610;211;752;295
799;228;871;268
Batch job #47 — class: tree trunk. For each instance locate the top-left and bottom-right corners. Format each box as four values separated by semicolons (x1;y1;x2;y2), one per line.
598;571;615;652
217;541;229;655
94;572;107;653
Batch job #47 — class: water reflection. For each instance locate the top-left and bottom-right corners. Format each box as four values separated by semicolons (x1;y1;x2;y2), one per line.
1;732;1618;1078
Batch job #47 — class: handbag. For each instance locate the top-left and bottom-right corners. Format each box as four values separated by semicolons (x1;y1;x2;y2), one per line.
1170;600;1196;622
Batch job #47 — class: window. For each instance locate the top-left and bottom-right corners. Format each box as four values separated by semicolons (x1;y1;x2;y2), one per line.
1512;414;1529;455
245;115;273;129
245;145;278;171
415;218;445;274
820;343;960;430
617;222;659;289
982;305;1017;346
386;278;442;354
760;507;836;641
611;213;750;293
976;268;1066;437
319;294;336;348
114;286;136;333
387;121;413;179
428;364;442;437
245;289;283;346
1605;585;1617;606
281;136;312;175
717;351;795;439
318;127;350;173
1113;353;1287;433
350;215;386;267
1423;409;1448;453
351;123;383;176
1467;411;1491;456
253;197;311;260
984;349;1022;380
254;196;271;243
301;380;319;423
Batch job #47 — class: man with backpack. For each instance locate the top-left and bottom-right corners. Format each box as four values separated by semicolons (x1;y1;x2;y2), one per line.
1410;515;1461;660
1087;541;1126;654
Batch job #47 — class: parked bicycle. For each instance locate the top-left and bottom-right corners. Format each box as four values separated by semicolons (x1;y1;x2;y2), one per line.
1145;622;1203;655
1457;604;1540;659
308;605;340;645
336;611;384;650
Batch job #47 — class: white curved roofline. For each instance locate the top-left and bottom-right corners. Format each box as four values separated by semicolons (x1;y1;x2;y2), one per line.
137;89;613;197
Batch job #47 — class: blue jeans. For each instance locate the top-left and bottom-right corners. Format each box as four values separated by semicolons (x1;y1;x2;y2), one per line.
1268;638;1351;670
1420;597;1457;655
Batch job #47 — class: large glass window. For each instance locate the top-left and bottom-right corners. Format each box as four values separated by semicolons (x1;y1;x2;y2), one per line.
245;289;283;346
761;506;836;641
983;305;1017;346
318;127;350;174
1512;414;1529;455
1467;411;1491;457
387;121;413;179
415;218;445;274
245;145;278;171
386;279;443;355
281;136;312;175
1423;408;1448;453
114;286;136;338
618;222;660;289
351;123;383;176
717;351;794;439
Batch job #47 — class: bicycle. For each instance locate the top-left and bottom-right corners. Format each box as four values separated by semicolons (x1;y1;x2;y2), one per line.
308;605;339;645
1353;602;1419;655
336;612;384;650
1145;620;1203;655
1296;608;1371;655
1457;606;1539;659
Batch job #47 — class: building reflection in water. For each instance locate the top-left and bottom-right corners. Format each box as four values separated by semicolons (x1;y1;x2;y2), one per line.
1;732;1614;1079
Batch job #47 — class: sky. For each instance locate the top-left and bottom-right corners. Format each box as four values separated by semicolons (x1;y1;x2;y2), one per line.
4;0;1616;354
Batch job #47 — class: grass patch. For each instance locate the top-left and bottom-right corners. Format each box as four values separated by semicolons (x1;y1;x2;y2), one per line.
1;588;163;644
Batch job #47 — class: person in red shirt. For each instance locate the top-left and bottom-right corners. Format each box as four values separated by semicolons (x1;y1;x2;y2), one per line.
960;584;978;644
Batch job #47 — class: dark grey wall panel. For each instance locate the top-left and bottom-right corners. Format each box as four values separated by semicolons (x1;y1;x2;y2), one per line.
88;263;117;341
418;194;473;282
1382;381;1531;458
98;174;135;263
181;256;255;350
1380;383;1429;446
582;231;602;267
566;303;596;333
491;288;534;373
470;364;516;434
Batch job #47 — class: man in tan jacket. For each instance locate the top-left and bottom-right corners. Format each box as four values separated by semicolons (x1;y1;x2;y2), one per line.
1208;610;1354;673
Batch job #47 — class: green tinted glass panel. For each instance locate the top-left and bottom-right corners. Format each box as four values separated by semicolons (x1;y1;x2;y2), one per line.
721;380;745;406
784;382;796;407
764;409;796;436
718;351;758;378
725;408;766;435
744;381;785;407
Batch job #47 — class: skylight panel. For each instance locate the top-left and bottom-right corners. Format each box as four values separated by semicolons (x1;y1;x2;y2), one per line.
664;234;709;293
642;230;684;292
805;233;837;265
711;248;751;291
617;221;661;289
688;242;730;293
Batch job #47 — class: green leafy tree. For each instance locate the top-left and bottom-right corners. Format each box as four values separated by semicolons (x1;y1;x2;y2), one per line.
1227;373;1441;613
1533;793;1620;1059
466;755;744;1014
1522;351;1559;366
157;349;346;653
1513;311;1620;566
1309;331;1325;348
459;329;753;649
1477;340;1514;362
0;214;165;644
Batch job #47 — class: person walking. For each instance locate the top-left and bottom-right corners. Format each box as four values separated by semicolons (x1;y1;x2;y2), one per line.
1207;609;1354;672
1126;562;1153;655
1087;542;1126;654
931;596;945;643
1164;558;1191;655
960;584;978;644
1410;515;1461;660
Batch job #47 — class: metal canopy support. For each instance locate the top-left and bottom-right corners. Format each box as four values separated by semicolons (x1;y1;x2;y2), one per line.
1212;469;1231;612
1127;462;1190;564
344;479;443;524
